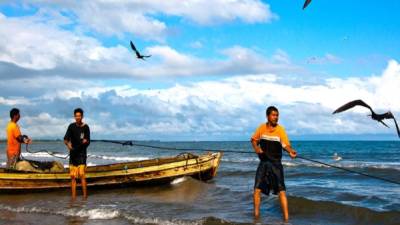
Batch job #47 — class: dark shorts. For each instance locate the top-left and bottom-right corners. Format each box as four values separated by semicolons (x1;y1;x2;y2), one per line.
254;160;286;195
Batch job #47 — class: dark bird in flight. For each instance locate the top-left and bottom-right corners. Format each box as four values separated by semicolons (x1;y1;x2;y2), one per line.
333;99;400;138
130;41;151;60
303;0;312;10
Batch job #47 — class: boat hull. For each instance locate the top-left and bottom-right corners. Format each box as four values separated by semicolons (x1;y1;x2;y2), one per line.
0;152;223;191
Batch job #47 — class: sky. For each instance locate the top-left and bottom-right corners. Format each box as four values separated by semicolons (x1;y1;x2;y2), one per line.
0;0;399;141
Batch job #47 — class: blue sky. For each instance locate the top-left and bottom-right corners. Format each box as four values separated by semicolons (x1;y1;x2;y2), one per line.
0;0;399;140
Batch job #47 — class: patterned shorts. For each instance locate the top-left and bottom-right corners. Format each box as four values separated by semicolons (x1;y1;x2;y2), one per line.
69;164;86;178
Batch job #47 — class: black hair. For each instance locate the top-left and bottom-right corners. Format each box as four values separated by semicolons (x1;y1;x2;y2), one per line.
266;106;279;116
10;108;20;119
74;108;84;116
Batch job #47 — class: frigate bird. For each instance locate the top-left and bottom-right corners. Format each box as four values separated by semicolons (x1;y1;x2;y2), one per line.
130;41;151;60
333;99;400;137
303;0;312;10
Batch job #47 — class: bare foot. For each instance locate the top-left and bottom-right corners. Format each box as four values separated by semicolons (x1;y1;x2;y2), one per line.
253;215;261;224
254;212;260;219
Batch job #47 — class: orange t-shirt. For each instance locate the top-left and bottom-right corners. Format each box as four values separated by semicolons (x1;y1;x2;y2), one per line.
251;123;290;161
6;121;21;157
251;123;290;148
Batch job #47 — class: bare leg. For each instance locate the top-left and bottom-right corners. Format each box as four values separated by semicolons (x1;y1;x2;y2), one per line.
71;177;76;200
279;191;289;222
81;176;87;199
253;188;262;218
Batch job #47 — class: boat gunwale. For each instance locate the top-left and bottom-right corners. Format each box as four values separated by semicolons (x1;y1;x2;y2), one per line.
0;152;221;179
0;153;223;190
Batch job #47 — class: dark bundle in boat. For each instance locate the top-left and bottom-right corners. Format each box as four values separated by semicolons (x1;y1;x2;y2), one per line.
12;159;64;173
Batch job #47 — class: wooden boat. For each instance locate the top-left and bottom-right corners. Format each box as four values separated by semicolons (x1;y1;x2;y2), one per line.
0;152;222;191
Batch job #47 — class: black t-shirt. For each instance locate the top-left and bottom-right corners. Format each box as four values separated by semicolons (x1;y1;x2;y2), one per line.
251;123;290;163
64;123;90;166
258;139;283;162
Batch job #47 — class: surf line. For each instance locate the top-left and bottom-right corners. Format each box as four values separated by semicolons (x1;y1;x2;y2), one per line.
23;144;119;161
92;139;400;186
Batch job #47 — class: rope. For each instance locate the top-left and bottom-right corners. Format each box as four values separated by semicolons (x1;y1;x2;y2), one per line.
296;155;400;186
93;139;231;153
23;144;115;161
92;139;400;186
24;144;69;159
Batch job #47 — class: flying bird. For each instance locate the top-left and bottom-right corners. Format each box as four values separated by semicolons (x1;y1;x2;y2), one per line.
303;0;312;10
333;99;400;138
130;41;151;60
307;56;317;64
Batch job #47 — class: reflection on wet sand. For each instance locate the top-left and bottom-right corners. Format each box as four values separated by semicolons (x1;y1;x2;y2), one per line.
131;177;212;204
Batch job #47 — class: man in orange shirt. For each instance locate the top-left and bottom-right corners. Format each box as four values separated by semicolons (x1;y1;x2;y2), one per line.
251;106;297;222
6;108;31;169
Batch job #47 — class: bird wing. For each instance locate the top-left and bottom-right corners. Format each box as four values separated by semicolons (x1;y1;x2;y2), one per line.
393;116;400;138
333;99;374;114
130;41;141;57
379;120;390;128
381;111;395;120
142;55;151;58
303;0;312;9
381;112;400;137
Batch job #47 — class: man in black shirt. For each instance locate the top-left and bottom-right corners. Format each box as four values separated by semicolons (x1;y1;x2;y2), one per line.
64;108;90;200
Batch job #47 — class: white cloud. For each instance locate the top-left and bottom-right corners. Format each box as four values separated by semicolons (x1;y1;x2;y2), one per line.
17;0;275;40
307;53;342;65
0;12;298;79
369;60;400;111
218;46;299;75
272;49;291;64
0;96;31;105
147;46;198;66
0;2;398;140
22;113;69;137
190;41;203;49
1;60;398;140
145;0;277;25
0;12;133;72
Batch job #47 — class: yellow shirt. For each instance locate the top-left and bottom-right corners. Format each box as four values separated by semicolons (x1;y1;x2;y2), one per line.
251;123;290;161
6;121;21;157
251;123;290;148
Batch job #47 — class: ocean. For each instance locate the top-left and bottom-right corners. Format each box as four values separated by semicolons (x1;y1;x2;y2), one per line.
0;141;399;225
